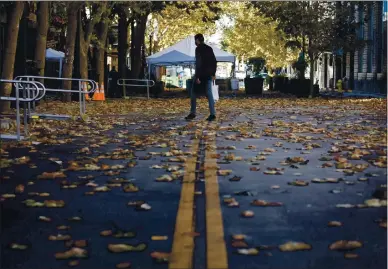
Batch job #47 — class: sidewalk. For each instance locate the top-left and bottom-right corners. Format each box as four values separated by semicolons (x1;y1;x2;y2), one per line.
1;98;386;269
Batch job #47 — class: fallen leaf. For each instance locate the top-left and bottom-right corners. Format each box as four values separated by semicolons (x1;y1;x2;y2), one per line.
100;230;113;236
241;210;254;218
151;236;168;241
108;243;147;253
55;247;88;259
251;200;283;207
116;262;131;269
37;171;66;179
288;180;309;186
9;243;28;250
15;184;25;193
68;260;80;267
279;242;312;252
229;176;242;181
344;253;359;259
328;221;342;227
123;183;139;193
232;240;248;248
237;248;259;255
218;170;233;176
329;240;362;251
49;234;72;241
150;252;170;263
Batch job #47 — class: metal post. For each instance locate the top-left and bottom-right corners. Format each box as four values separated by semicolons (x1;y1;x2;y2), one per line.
78;80;82;116
147;64;151;99
15;83;21;140
22;83;28;137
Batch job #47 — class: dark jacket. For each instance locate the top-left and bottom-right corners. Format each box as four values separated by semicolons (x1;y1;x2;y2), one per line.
195;43;217;80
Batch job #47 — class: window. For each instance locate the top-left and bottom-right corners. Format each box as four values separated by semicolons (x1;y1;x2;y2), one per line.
367;5;374;73
359;5;364;73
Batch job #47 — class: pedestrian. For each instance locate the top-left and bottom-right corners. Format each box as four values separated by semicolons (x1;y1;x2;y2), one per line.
185;33;217;121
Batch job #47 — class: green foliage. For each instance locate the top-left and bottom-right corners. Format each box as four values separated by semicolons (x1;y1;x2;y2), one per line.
221;2;298;69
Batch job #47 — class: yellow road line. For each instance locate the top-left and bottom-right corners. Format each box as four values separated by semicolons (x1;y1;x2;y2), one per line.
169;127;202;269
205;126;228;269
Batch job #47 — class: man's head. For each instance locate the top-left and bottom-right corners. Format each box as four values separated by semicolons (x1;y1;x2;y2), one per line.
194;33;205;46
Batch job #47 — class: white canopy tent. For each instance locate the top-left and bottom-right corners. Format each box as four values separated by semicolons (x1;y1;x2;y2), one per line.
45;48;65;77
146;35;236;66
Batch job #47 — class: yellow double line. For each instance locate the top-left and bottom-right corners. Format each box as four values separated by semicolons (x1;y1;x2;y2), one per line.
169;123;228;269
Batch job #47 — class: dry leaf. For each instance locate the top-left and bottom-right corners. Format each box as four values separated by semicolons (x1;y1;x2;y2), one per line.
279;242;312;252
329;240;362;251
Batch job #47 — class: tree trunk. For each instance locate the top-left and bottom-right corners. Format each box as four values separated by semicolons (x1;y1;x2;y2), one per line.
0;2;25;113
349;50;355;91
62;3;80;102
130;14;148;79
309;54;315;98
34;1;49;79
79;3;107;81
96;17;109;92
130;19;135;78
118;13;128;97
79;38;89;80
118;13;128;80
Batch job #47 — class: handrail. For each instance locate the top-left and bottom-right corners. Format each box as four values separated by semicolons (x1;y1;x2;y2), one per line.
13;76;98;118
0;79;47;141
0;80;44;101
117;79;155;87
14;76;98;93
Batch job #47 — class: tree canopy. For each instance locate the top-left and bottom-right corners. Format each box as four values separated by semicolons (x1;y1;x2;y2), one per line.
220;2;298;69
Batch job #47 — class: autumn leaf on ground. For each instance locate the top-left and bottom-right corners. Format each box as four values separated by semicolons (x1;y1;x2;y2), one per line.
329;240;362;251
123;183;139;192
328;221;342;227
55;247;88;259
279;242;312;252
156;175;174;182
108;243;147;253
9;243;28;250
237;248;259;255
150;252;170;263
37;171;66;179
251;200;283;207
44;200;65;208
49;234;72;241
218;170;233;176
241;210;254;218
116;262;131;269
229;176;242;182
311;178;341;184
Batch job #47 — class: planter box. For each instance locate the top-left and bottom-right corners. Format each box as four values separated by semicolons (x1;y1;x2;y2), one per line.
289;79;319;97
215;79;231;91
244;77;264;95
274;77;289;93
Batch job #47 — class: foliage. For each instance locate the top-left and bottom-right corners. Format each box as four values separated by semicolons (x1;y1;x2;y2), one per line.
220;2;298;69
146;2;221;53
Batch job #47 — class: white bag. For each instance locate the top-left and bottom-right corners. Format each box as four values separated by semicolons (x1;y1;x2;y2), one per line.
212;80;219;101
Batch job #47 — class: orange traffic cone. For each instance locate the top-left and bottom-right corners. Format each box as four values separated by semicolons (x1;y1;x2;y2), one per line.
83;82;90;100
93;83;101;101
100;83;106;101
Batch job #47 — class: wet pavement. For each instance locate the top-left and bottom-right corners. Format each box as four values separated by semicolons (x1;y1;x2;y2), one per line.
0;98;386;269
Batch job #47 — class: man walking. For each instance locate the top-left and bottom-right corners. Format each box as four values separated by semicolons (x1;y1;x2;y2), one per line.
185;33;217;121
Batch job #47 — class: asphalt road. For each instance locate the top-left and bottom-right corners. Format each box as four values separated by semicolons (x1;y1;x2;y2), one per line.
0;98;386;269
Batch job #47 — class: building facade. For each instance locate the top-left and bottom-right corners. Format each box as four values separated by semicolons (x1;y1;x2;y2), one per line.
312;1;386;94
350;1;387;94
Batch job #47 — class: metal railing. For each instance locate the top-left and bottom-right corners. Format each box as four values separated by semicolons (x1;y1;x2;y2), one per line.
14;76;97;120
117;79;155;99
0;79;46;140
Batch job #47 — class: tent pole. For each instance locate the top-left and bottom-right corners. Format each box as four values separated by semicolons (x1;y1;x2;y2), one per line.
147;63;150;99
59;59;62;78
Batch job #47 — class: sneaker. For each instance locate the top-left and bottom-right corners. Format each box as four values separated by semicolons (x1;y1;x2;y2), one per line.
206;115;216;121
185;113;196;120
